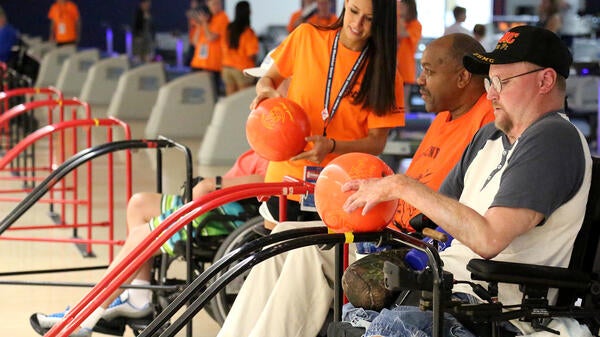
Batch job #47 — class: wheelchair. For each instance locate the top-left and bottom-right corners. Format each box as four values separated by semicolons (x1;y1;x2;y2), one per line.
122;157;600;337
328;157;600;337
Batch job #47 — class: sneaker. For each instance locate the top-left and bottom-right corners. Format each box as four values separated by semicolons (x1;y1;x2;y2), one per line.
30;307;70;334
102;292;153;321
30;309;92;337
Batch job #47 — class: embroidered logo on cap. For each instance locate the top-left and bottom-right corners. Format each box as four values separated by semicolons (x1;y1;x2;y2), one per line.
495;32;520;51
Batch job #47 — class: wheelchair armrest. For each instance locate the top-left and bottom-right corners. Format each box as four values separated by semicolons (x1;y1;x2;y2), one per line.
467;259;590;290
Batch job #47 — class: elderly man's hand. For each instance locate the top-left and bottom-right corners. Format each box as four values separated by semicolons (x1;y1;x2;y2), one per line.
342;175;398;215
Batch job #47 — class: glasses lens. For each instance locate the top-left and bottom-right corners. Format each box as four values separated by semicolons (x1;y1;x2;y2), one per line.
492;76;502;93
484;78;491;93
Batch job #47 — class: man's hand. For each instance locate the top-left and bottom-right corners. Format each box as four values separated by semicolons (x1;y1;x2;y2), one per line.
342;176;398;215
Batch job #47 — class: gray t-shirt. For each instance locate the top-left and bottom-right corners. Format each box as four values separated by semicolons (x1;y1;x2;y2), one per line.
438;112;591;334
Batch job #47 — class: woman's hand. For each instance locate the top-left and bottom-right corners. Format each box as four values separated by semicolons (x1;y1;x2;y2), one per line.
249;86;281;110
290;135;334;164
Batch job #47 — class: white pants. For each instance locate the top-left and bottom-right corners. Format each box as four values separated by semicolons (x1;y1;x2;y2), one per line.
217;209;356;337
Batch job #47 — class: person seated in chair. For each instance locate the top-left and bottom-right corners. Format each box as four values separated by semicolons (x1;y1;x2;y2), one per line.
29;149;267;337
217;33;494;337
341;25;593;337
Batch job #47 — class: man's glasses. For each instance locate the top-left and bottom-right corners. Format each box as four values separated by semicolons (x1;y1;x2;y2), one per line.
484;68;545;94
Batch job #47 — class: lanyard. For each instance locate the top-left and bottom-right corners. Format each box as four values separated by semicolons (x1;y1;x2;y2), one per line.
321;30;369;136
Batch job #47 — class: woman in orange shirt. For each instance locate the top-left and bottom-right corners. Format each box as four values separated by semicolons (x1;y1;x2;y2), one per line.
396;0;422;113
190;0;229;99
221;1;259;96
218;0;404;335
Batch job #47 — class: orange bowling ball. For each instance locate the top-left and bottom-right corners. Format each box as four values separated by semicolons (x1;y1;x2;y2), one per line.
315;153;398;233
246;97;311;161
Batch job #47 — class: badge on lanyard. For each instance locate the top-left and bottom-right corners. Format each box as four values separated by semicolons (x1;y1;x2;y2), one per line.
321;108;329;121
198;44;208;59
300;166;323;212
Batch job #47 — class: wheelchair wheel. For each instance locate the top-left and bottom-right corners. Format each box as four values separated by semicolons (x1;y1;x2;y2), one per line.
206;216;268;326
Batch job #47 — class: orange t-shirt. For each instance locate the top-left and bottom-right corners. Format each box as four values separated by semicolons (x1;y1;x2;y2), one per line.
393;94;494;231
396;19;422;84
48;1;80;44
266;24;405;200
190;11;229;71
222;27;259;71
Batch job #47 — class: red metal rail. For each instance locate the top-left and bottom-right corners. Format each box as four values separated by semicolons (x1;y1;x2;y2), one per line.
0;118;132;259
0;98;94;225
0;87;62;148
45;182;314;337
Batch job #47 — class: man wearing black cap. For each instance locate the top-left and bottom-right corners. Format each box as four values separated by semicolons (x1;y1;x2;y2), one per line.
341;25;593;336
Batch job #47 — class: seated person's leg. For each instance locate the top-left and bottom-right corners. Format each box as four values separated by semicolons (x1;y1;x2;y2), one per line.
31;195;189;335
218;220;353;337
126;192;165;231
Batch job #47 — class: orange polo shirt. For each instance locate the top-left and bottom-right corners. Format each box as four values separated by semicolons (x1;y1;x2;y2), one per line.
394;94;494;231
266;24;405;200
222;27;259;71
397;19;422;84
48;1;80;44
190;11;229;71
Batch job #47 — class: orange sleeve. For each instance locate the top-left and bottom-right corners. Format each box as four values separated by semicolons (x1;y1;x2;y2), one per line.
69;2;80;21
396;20;422;84
48;4;57;20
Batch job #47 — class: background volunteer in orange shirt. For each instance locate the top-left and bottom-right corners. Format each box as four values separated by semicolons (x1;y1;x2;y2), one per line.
190;0;229;99
288;0;338;32
221;1;259;96
396;0;422;113
48;0;80;46
217;0;403;336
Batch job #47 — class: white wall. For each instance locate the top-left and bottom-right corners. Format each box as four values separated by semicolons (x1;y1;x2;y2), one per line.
224;1;302;36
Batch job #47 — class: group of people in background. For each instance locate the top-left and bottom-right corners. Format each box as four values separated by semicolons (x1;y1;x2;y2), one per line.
1;0;574;102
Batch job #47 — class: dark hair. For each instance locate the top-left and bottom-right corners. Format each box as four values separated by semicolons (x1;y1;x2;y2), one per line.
401;0;418;22
453;6;466;19
448;33;486;69
473;24;486;37
319;0;398;116
227;1;251;49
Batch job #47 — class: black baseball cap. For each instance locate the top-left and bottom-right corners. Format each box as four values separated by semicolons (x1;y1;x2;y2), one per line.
463;25;572;78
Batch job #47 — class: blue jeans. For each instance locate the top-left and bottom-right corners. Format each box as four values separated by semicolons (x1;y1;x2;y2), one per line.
342;294;478;337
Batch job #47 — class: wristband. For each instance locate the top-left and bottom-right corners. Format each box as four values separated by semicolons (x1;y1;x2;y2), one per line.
329;138;336;153
215;176;222;190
